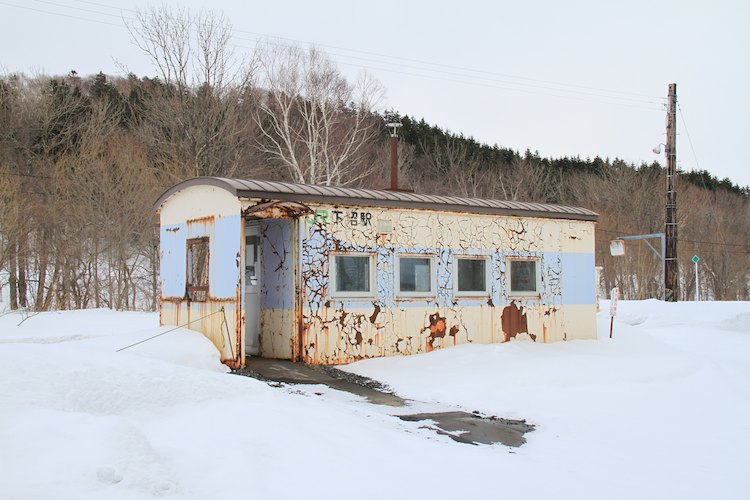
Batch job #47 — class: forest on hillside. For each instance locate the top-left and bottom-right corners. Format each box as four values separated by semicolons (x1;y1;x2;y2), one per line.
1;8;748;311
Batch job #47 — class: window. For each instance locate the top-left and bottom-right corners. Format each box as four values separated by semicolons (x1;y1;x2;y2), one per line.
332;254;373;296
509;259;540;295
398;256;434;296
187;237;209;301
456;257;488;295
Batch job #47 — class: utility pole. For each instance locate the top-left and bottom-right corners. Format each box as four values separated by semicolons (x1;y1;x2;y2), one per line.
664;83;679;302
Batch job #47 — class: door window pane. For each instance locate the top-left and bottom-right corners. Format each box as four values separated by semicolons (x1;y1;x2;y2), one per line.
245;234;259;286
457;258;486;292
334;255;371;293
187;237;209;301
510;260;538;293
399;257;432;293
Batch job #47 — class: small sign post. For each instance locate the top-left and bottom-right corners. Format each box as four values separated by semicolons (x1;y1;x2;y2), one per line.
692;255;700;301
609;287;619;338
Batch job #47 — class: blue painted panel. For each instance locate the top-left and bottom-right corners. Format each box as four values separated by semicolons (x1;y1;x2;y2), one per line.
160;223;186;297
212;215;242;298
261;219;294;310
559;252;596;305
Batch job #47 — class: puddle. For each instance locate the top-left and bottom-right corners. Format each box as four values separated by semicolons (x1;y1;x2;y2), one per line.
236;358;534;445
398;411;534;447
234;357;406;407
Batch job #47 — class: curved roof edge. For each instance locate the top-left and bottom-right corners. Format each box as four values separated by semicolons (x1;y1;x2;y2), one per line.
154;176;599;222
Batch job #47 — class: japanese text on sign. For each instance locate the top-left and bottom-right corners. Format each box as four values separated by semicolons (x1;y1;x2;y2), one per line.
306;208;372;227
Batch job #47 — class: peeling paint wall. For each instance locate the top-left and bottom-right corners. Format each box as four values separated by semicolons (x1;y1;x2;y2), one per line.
298;205;596;364
160;184;596;367
159;185;244;367
258;218;296;359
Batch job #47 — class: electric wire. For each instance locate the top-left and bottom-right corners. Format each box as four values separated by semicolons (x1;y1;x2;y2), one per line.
3;0;666;108
116;308;224;352
232;31;665;100
677;103;703;173
0;0;122;27
68;0;667;101
31;0;123;19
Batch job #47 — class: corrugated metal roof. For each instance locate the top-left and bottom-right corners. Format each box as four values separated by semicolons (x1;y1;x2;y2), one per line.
155;177;599;221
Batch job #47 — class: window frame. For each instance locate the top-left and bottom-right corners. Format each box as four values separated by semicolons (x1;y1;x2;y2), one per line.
330;252;376;298
453;255;490;297
186;236;210;302
507;257;541;298
396;254;437;298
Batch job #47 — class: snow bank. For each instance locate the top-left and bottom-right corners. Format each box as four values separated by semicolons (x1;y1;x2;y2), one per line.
1;301;748;499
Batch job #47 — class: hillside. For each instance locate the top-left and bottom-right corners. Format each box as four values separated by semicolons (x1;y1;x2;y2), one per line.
1;69;748;311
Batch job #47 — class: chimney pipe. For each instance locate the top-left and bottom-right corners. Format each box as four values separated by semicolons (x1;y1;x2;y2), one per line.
386;122;402;190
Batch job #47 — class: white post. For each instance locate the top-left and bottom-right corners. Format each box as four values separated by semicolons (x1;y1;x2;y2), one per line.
694;260;699;301
691;255;700;301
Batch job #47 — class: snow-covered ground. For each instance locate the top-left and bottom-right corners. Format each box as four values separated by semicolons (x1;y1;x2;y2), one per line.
1;300;748;499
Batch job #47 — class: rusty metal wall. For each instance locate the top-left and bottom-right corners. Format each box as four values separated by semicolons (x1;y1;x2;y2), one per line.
298;204;597;364
159;185;244;368
159;184;596;367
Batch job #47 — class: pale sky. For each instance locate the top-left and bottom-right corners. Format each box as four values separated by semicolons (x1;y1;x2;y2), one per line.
2;0;748;187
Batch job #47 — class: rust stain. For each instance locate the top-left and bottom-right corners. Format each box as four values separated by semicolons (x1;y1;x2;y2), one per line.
186;215;214;225
244;200;312;219
338;310;349;328
501;301;529;342
421;312;447;351
487;297;494;307
449;324;460;345
355;331;363;345
165;226;180;232
369;303;381;324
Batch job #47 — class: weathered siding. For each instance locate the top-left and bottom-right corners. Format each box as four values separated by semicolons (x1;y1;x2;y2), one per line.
159;185;244;367
299;204;596;364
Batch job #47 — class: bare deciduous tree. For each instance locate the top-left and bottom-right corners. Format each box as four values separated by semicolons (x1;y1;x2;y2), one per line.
126;6;250;94
126;6;257;180
255;45;385;186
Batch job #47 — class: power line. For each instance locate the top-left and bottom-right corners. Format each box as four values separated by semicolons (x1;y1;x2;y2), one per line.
233;30;665;101
30;0;126;19
234;37;663;111
69;0;667;101
677;103;702;172
4;0;666;108
70;0;135;14
0;0;123;27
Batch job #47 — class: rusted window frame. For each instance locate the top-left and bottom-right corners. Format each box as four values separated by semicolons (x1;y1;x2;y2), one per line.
395;254;436;299
330;252;376;298
506;256;541;298
186;236;210;302
453;255;490;298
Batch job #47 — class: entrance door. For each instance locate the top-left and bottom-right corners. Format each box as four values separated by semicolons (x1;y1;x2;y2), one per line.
245;223;261;356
